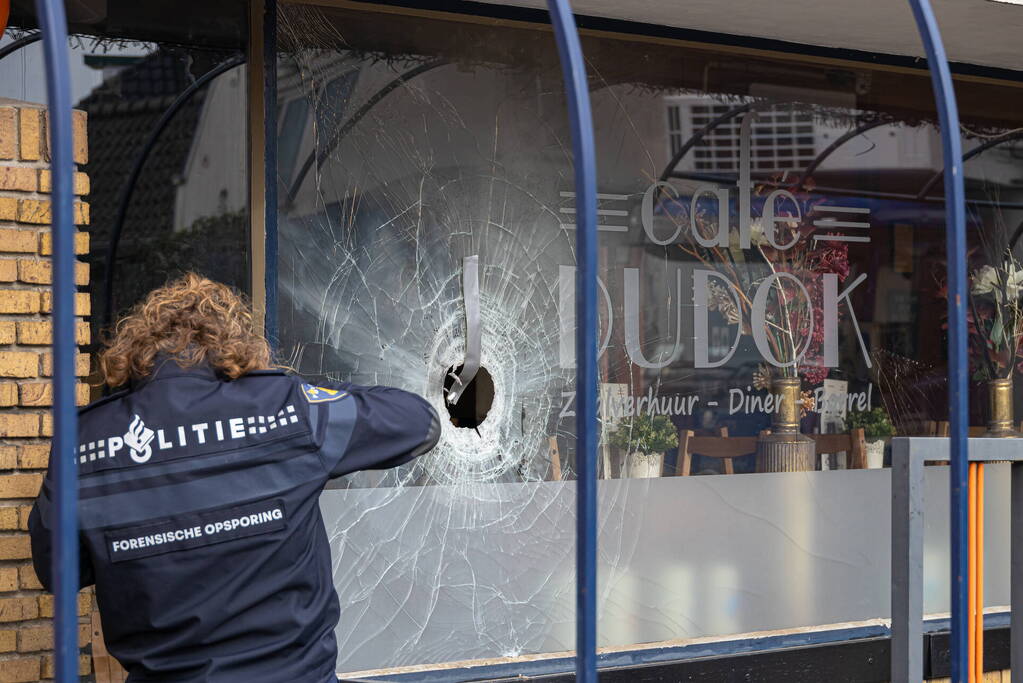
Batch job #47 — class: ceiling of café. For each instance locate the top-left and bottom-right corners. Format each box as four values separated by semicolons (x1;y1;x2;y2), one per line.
475;0;1023;72
6;0;1022;73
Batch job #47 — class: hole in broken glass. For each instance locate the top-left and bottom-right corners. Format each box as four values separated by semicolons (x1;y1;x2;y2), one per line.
443;364;494;429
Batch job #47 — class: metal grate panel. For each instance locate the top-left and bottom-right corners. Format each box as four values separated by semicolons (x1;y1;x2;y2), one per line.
667;102;816;172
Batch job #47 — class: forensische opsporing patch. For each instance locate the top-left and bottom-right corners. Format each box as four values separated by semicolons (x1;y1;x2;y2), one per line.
104;497;287;562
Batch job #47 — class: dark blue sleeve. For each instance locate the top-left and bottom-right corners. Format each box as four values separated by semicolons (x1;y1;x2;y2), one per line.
310;380;441;478
28;454;95;592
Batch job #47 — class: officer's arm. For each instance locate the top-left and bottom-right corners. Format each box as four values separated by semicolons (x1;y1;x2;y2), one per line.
314;382;440;478
27;455;95;592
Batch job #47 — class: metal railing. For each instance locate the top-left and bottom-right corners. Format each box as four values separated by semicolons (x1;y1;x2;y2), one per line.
33;0;78;680
906;2;970;681
891;438;1022;682
544;3;598;680
262;0;279;347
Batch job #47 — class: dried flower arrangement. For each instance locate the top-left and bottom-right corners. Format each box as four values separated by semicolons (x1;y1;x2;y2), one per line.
665;175;853;385
935;227;1023;381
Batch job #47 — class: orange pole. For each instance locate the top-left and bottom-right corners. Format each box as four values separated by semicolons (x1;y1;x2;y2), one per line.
968;462;977;683
976;462;985;682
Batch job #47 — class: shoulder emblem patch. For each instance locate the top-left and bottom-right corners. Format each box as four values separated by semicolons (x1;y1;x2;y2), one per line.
301;383;348;403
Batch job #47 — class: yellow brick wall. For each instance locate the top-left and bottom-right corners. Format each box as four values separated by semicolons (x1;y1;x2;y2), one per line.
0;102;92;682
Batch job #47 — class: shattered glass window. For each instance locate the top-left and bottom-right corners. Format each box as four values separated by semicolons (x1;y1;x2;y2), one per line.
274;3;1023;676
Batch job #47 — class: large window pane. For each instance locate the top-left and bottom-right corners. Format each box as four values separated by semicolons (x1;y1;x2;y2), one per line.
274;3;1023;675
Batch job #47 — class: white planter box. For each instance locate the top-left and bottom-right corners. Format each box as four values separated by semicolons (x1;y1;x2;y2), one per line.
865;439;885;469
623;452;664;478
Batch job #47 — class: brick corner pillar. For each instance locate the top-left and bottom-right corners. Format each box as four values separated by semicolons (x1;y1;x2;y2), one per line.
0;101;93;682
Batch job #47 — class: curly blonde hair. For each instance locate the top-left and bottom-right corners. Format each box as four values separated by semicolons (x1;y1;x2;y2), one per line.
100;273;271;388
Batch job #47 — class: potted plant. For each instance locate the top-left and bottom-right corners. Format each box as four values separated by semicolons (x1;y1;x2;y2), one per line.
608;415;678;478
679;179;854;471
937;246;1023;437
966;256;1023;436
845;407;895;469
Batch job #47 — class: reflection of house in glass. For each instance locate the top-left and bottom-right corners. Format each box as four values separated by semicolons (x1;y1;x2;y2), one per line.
77;48;249;332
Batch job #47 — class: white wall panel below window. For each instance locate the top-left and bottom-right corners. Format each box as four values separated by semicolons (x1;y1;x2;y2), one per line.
321;466;1009;674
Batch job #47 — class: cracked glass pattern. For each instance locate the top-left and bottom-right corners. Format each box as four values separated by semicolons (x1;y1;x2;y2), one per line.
273;3;1023;676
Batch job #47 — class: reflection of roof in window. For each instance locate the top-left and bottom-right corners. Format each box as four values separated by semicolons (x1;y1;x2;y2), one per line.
79;51;207;249
80;50;196;103
77;48;220;326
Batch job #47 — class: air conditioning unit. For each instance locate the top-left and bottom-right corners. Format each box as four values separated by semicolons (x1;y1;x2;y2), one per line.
666;98;819;174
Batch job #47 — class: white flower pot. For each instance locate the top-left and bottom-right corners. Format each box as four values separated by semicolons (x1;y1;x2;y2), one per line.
865;440;885;469
623;452;664;478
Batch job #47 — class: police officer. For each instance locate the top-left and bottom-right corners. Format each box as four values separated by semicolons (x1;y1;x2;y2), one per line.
29;273;440;682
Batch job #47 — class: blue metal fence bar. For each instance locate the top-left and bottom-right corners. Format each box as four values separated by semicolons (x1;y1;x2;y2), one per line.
263;0;279;347
33;0;77;680
906;2;969;681
545;2;598;682
101;54;246;340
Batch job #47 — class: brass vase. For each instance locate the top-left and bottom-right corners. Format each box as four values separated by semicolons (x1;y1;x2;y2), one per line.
757;376;816;472
983;377;1021;438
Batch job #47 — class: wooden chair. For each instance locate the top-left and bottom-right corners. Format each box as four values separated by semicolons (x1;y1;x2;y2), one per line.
809;429;867;469
547;436;562;481
676;427;871;473
673;427;757;476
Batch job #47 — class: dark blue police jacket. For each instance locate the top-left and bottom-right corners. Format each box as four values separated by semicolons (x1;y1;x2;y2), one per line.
29;358;440;682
